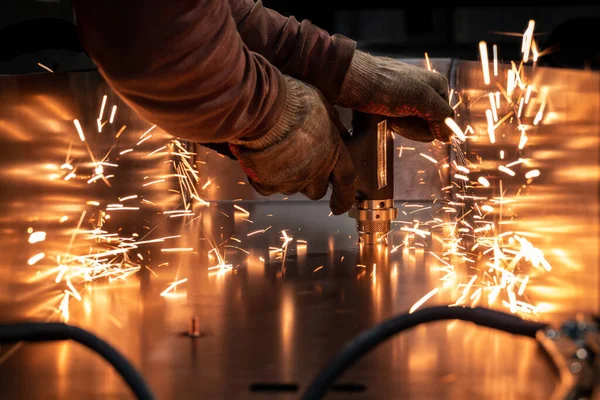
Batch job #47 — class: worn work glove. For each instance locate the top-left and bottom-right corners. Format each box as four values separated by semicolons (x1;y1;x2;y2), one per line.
336;50;455;143
229;76;357;215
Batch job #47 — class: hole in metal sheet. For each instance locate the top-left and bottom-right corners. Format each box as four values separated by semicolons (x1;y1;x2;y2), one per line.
331;383;368;392
249;383;298;392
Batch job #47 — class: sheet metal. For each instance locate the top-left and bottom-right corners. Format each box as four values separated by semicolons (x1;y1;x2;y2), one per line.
0;60;596;399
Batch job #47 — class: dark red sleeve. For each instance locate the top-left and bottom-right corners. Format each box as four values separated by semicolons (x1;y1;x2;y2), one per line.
228;0;356;103
71;0;286;143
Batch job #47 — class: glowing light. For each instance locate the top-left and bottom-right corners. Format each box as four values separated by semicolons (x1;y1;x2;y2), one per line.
109;105;117;123
28;231;46;244
444;118;466;141
73;119;85;141
493;44;498;76
409;288;439;313
485;109;495;143
420;153;438;164
478;177;490;187
27;252;45;265
479;41;490;85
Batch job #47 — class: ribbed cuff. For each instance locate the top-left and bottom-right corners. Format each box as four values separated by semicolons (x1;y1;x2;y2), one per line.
335;50;378;109
231;76;305;150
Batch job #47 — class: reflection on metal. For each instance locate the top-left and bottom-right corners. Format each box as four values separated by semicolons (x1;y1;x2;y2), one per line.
0;58;596;399
377;119;388;190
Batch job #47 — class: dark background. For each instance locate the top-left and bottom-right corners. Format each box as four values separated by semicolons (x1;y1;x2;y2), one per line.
1;0;600;74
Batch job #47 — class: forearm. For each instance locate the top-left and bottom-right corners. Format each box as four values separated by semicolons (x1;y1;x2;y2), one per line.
72;0;286;143
229;0;356;103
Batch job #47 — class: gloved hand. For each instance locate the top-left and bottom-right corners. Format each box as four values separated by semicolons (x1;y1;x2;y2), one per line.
336;50;455;143
229;75;357;215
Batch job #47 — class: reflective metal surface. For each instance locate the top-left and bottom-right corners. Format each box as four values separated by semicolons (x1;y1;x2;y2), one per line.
0;59;597;399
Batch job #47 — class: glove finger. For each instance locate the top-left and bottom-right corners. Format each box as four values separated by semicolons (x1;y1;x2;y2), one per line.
431;73;450;102
389;117;435;143
301;175;330;201
329;146;358;215
248;178;277;197
420;85;455;122
428;120;453;143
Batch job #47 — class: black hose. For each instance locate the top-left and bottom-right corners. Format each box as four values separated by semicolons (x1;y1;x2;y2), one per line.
0;322;155;400
300;305;549;400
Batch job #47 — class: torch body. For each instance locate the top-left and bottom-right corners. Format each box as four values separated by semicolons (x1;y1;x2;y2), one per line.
347;111;398;245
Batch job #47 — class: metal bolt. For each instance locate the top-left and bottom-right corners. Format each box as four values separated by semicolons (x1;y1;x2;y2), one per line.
189;316;200;337
570;362;582;374
576;348;588;360
546;328;557;339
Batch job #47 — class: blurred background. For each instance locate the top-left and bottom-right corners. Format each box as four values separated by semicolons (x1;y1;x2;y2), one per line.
1;1;600;74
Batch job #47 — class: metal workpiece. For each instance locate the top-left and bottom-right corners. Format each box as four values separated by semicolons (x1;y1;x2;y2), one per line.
0;60;598;399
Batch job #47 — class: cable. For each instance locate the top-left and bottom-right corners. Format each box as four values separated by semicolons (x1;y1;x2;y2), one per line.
300;305;549;400
0;322;155;400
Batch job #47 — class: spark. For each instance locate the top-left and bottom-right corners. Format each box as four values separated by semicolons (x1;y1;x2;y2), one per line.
98;95;108;122
518;133;528;149
201;179;212;190
28;231;46;244
454;174;469;182
444;118;466;141
119;195;138;201
507;70;516;97
27;252;45;265
109;106;117;123
522;20;535;62
498;165;516;176
518;97;524;118
493;44;498;76
424;52;432;71
420;153;438;164
478;177;490;187
119;149;133;155
409;287;439;314
37;62;54;72
481;205;494;213
400;227;431;237
518;276;530;296
160;278;188;297
233;205;250;215
59;216;69;223
73;119;85;141
479;41;490;85
534;88;547;125
455;164;470;174
525;170;540;179
488;93;498;122
485;109;496;143
142;179;165;187
116;125;127;138
148;146;167;156
313;266;324;273
525;86;534;104
137;135;152;146
161;248;194;252
140;125;156;139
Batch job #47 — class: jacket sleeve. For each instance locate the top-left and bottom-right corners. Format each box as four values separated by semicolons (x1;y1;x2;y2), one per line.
228;0;356;103
71;0;287;143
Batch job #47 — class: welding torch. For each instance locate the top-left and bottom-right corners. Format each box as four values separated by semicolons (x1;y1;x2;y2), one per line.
346;111;433;245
